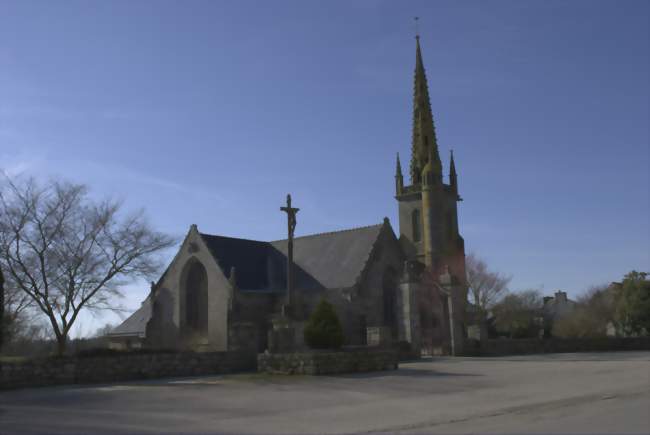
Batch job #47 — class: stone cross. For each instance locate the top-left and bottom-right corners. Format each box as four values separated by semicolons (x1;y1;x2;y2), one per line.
280;194;299;318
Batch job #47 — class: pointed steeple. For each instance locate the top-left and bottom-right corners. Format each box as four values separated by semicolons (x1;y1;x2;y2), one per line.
449;149;460;199
395;152;404;195
410;36;442;185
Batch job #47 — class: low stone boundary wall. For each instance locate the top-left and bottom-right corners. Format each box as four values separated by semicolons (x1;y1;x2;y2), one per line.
0;351;256;390
462;337;650;357
258;348;398;375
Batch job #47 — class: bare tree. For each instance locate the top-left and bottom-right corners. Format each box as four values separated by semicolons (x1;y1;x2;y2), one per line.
1;264;34;351
93;322;115;338
466;253;510;314
0;176;175;355
492;289;543;338
0;267;4;352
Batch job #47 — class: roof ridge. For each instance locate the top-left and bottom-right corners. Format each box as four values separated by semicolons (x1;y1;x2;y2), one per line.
200;222;385;244
270;222;383;243
199;232;267;244
350;222;387;286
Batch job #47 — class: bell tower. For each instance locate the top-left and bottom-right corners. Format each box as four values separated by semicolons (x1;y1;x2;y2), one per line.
395;36;466;281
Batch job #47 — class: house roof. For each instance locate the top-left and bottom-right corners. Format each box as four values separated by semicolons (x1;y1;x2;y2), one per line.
107;297;151;338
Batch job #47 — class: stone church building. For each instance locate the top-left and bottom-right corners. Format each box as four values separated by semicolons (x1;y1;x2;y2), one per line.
109;37;468;355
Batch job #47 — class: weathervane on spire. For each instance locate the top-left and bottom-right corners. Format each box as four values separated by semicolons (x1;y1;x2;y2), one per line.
414;16;420;39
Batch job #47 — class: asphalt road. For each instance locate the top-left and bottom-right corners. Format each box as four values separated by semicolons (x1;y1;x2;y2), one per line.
1;351;648;434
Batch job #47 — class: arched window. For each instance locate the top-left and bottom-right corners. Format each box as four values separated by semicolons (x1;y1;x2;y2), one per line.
182;259;208;336
412;209;421;242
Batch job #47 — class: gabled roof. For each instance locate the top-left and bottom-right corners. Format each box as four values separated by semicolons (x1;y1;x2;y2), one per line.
199;234;272;289
199;222;388;291
270;224;384;289
107;297;151;338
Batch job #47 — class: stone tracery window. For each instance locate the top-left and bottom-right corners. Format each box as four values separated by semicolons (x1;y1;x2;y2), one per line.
182;259;208;336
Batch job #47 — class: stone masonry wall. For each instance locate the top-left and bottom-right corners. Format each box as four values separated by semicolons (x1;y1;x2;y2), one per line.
0;351;256;390
258;348;398;375
462;337;650;357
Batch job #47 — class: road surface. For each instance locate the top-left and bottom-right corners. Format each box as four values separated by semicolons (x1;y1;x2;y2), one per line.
1;351;648;434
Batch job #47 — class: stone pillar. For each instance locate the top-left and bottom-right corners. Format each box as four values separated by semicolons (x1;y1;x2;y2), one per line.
366;326;392;347
267;315;305;353
396;261;423;355
439;267;465;356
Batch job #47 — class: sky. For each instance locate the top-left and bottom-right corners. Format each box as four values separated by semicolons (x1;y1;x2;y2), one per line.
1;0;648;336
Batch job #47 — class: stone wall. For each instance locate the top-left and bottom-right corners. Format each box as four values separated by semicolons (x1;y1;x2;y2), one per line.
258;348;398;375
228;321;260;353
0;351;256;390
462;337;650;357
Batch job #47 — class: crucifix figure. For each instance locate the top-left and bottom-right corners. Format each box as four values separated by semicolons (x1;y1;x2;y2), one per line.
280;194;299;318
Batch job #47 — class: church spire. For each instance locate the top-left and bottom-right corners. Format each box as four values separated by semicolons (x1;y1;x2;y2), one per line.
449;149;460;199
410;35;442;185
449;150;463;201
395;152;404;195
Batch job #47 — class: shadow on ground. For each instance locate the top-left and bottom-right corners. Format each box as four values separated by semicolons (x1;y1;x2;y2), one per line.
334;367;481;379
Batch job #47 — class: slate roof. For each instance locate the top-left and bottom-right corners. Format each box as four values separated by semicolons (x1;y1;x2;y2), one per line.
270;224;383;289
107;297;151;338
199;223;386;291
199;234;272;289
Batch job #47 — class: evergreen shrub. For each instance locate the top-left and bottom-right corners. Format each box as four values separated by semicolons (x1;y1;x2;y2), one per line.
304;299;344;349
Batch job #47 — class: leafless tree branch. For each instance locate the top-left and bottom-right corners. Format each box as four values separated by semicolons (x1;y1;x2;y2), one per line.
0;174;175;354
466;253;511;314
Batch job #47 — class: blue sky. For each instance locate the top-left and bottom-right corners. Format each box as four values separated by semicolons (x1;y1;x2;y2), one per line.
1;1;648;335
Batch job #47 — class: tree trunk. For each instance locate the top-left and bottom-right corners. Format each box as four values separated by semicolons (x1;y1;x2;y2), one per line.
0;268;4;353
56;334;67;356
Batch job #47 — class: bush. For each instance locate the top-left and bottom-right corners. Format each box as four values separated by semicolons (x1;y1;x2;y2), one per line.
491;290;543;338
615;271;650;336
304;299;344;349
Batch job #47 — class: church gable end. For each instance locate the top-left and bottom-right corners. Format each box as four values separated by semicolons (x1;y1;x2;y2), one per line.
146;225;233;351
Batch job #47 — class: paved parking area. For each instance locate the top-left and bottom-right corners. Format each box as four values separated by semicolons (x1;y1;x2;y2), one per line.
1;351;648;434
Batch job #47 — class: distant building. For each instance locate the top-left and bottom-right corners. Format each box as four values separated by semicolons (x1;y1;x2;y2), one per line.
543;291;577;320
542;290;577;337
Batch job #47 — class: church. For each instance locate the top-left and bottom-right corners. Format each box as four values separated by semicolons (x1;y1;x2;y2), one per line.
108;36;468;356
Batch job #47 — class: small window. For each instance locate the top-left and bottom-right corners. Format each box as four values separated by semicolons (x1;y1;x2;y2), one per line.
412;209;421;242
